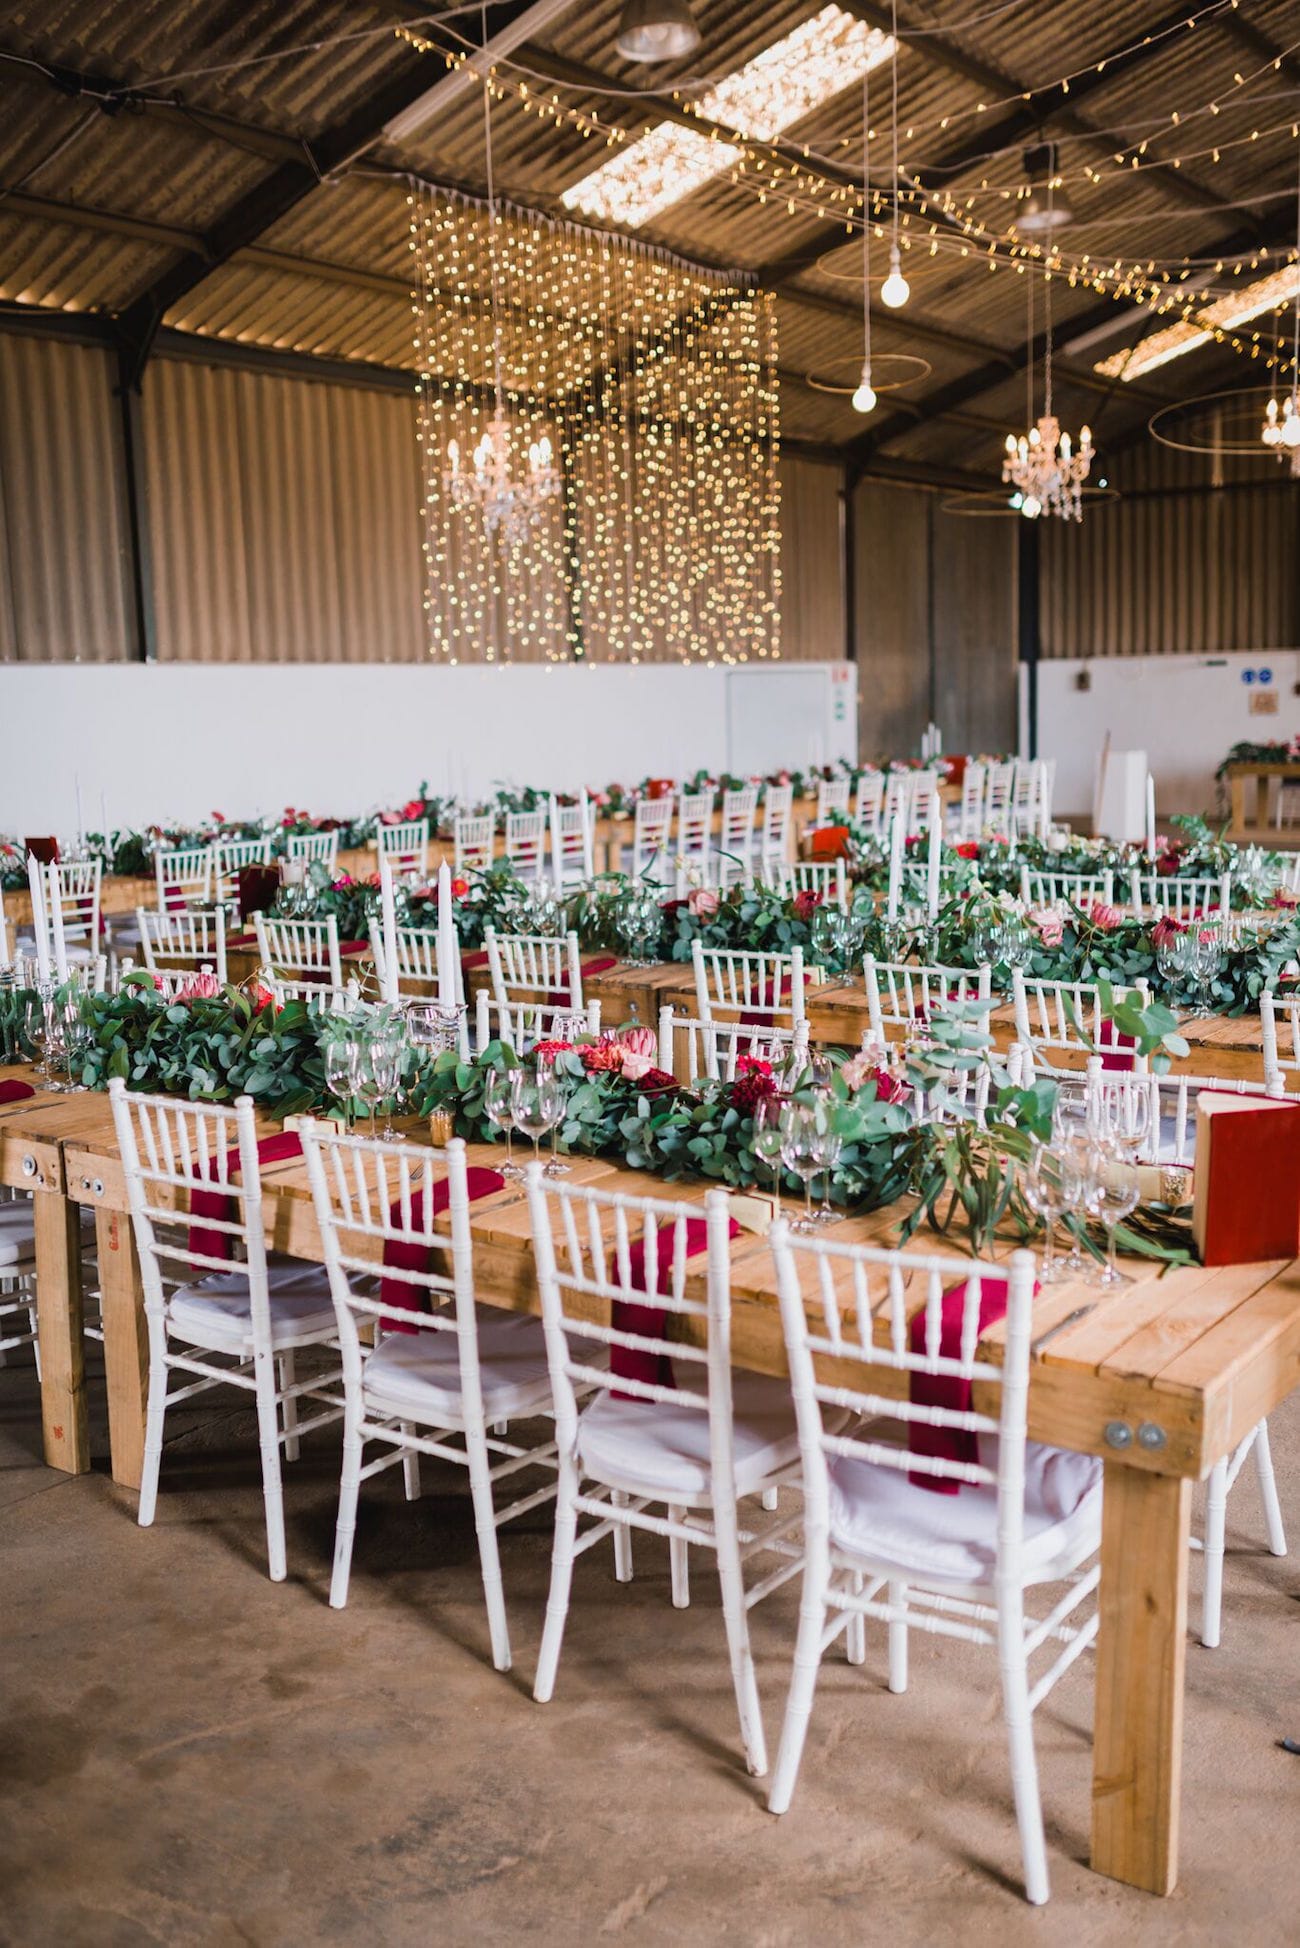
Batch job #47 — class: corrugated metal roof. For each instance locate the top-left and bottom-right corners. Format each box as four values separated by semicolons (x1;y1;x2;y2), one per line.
0;0;1294;475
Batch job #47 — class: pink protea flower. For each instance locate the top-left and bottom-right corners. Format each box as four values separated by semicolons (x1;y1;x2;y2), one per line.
1085;901;1123;932
177;971;222;1001
617;1025;658;1059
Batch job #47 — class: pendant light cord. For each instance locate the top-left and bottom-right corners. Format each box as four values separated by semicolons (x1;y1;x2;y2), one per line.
890;0;900;254
1044;162;1054;424
862;63;872;374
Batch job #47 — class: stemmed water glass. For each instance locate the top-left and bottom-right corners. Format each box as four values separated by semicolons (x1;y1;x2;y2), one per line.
1187;928;1223;1017
1084;1139;1141;1286
1023;1143;1079;1285
324;1037;360;1132
61;999;95;1091
779;1101;823;1233
1093;1076;1151;1157
534;1048;571;1175
511;1069;563;1170
483;1067;522;1178
366;1028;403;1141
810;1102;843;1225
751;1094;785;1204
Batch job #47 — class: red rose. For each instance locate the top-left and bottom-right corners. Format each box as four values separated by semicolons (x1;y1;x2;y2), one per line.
531;1039;573;1060
400;798;426;821
955;841;980;859
731;1067;777;1115
250;983;276;1014
792;889;823;922
450;876;470;899
1151;916;1187;948
636;1066;678;1095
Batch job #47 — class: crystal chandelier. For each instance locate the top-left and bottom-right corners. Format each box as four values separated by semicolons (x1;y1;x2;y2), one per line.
1260;142;1300;477
443;72;560;542
1002;168;1093;522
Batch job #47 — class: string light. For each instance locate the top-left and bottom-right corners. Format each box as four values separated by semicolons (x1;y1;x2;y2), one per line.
409;180;780;666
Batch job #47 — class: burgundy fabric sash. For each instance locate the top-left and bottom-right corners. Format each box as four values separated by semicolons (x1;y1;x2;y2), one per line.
237;864;279;920
0;1079;36;1104
738;973;793;1032
611;1215;742;1400
546;954;618;1009
1099;1028;1138;1073
907;1271;1038;1495
379;1169;507;1332
187;1131;304;1261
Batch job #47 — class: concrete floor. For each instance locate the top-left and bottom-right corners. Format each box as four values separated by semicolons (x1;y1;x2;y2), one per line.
3;1346;1299;1948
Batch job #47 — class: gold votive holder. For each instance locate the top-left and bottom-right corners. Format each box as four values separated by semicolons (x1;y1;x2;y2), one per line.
428;1110;454;1147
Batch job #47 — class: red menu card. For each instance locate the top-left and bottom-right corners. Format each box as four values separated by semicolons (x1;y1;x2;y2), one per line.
1192;1093;1300;1266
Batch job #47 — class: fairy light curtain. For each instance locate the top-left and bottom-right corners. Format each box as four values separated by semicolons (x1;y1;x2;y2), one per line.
409;181;781;665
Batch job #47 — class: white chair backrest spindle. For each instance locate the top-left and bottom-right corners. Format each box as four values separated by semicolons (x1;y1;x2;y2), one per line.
155;846;212;913
475;991;601;1052
1011;970;1150;1071
485;926;584;1010
286;828;340;873
453;814;496;878
137;906;229;984
549;793;595;889
377;819;429;881
211;836;273;908
504;810;548;882
864;956;992;1041
1128;870;1231;923
760;782;794;864
630;796;674;880
853;770;885;832
814;777;850;825
1020;868;1114;911
252;912;344;988
656;1004;806;1086
676;790;714;867
718;787;759;884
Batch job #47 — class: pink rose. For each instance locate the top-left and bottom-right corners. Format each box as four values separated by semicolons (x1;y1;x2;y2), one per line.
1085;901;1123;932
617;1048;655;1081
1027;904;1064;949
688;887;720;919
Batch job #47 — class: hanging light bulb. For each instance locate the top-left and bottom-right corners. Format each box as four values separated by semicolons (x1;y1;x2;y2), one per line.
880;243;910;309
615;0;700;63
1283;401;1300;449
852;360;877;413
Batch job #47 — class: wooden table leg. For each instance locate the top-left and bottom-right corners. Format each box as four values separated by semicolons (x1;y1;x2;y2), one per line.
1229;774;1246;842
33;1190;89;1475
1091;1462;1191;1894
95;1207;148;1492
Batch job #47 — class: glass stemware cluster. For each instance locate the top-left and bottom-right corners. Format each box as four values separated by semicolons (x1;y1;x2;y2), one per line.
1154;924;1223;1017
1025;1079;1143;1288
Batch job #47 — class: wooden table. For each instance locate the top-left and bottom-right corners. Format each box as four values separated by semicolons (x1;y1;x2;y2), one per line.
1224;760;1300;847
5;1068;1299;1897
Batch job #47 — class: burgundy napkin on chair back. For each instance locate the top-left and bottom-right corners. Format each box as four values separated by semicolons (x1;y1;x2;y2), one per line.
545;955;618;1009
1099;1028;1138;1073
379;1169;506;1332
611;1215;741;1399
237;864;280;921
187;1131;304;1260
906;1270;1039;1494
24;836;59;864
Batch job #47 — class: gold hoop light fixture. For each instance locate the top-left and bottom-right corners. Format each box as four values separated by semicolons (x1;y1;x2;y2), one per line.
803;353;931;396
939;484;1120;519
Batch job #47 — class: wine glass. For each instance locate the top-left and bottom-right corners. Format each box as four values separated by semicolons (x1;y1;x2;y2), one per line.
1189;929;1223;1017
810;1102;843;1225
779;1102;822;1233
352;1044;384;1141
751;1094;785;1203
1094;1076;1151;1157
1087;1140;1141;1287
324;1037;359;1132
534;1048;571;1176
1055;1129;1097;1277
36;995;69;1093
61;1003;95;1092
366;1030;402;1141
511;1069;563;1169
1023;1143;1077;1285
483;1067;522;1178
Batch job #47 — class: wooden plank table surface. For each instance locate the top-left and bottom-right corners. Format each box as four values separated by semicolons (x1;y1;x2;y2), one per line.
5;1061;1299;1896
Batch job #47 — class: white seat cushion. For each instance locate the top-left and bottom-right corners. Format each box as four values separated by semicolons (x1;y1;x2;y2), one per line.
362;1307;554;1424
577;1370;800;1502
167;1254;336;1350
0;1203;37;1270
827;1439;1102;1590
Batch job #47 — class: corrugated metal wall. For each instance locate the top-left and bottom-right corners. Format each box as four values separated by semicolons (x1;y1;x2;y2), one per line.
852;479;1017;758
0;330;845;666
0;332;134;661
1040;444;1300;658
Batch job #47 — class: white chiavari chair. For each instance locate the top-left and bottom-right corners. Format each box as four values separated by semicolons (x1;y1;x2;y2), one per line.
1276;853;1300;897
692;942;807;1031
286;828;340;874
1011;971;1149;1073
676;790;714;880
136;907;229;985
377;818;429;882
1262;988;1300;1095
211;836;273;909
630;796;674;881
156;846;212;912
760;782;794;868
43;859;103;980
1038;759;1056;832
252;912;344;989
656;1006;806;1086
717;786;759;888
813;777;851;825
267;976;362;1016
474;992;600;1052
948;760;985;841
108;1080;342;1581
485;926;584;1014
1019;867;1114;910
766;1228;1099;1903
852;769;885;832
549;793;595;890
0;1198;40;1378
881;771;911;832
1011;760;1042;833
765;860;848;909
0;885;10;964
504;810;548;883
370;923;438;999
525;1171;805;1774
1128;870;1231;923
300;1126;564;1672
453;814;496;878
863;956;992;1043
981;760;1014;831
